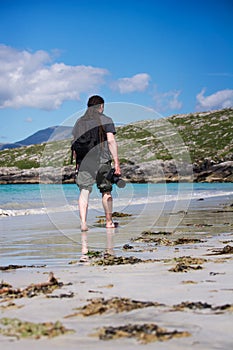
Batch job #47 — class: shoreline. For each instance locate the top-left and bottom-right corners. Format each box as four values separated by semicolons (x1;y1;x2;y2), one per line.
1;182;232;217
1;193;232;267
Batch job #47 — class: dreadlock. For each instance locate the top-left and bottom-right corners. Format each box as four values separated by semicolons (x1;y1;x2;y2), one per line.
86;95;105;144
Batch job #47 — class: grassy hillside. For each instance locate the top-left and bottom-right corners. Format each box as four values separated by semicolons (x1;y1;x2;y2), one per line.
116;108;233;164
169;109;232;161
0;108;232;169
0;140;71;169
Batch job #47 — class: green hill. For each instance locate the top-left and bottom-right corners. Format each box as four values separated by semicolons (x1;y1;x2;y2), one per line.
0;108;232;170
117;108;232;164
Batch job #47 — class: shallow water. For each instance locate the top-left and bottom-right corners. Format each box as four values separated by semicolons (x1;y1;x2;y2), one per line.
0;183;232;266
1;182;232;213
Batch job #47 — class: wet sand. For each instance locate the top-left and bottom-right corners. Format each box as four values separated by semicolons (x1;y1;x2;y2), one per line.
0;195;233;349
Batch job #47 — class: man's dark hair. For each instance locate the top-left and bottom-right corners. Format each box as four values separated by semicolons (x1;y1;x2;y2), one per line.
87;95;104;107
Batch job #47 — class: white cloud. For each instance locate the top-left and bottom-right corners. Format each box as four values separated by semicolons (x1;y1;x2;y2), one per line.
196;88;233;110
153;90;182;112
0;44;108;110
25;117;33;123
112;73;150;93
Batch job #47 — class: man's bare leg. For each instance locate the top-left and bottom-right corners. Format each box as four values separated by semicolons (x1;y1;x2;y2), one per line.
78;189;90;231
102;191;115;228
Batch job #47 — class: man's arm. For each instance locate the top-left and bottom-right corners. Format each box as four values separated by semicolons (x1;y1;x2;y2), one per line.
106;132;121;175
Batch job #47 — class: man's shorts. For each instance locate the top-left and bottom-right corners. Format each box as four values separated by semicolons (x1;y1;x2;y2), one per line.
75;161;112;193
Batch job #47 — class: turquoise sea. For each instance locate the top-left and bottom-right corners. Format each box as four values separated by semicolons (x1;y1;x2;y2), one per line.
0;182;232;266
1;182;233;212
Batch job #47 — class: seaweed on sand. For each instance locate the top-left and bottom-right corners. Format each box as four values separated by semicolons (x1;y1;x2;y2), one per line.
65;297;164;318
169;263;203;273
0;264;46;271
0;272;70;300
0;318;74;339
207;245;233;255
90;252;155;266
131;232;205;245
172;301;233;313
93;323;190;344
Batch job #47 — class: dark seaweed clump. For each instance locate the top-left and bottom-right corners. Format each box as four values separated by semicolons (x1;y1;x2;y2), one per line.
95;323;190;343
65;297;164;318
0;273;70;300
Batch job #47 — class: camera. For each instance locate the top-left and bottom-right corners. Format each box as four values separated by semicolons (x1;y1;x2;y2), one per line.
106;168;126;188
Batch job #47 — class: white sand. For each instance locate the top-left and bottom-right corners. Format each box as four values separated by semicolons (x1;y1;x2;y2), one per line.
0;235;233;349
0;196;233;349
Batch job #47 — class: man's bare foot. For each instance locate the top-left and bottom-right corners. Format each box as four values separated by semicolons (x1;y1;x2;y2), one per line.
80;255;89;262
81;222;88;231
106;221;118;228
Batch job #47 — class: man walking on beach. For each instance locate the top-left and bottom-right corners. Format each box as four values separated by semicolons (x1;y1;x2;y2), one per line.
72;95;121;231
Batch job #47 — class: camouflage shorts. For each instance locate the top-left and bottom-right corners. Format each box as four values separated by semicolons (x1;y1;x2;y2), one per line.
75;161;112;193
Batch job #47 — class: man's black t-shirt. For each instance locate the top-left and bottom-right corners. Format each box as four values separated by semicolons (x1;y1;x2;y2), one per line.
72;111;116;164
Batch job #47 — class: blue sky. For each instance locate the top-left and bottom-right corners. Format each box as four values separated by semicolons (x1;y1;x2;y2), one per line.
0;0;232;143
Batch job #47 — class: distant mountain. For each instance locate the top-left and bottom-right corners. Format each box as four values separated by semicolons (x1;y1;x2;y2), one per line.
0;126;72;150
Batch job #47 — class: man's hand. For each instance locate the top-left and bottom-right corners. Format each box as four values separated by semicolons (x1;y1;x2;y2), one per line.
114;163;121;175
